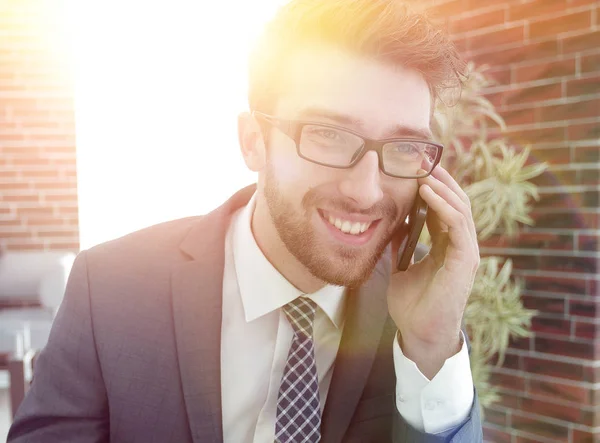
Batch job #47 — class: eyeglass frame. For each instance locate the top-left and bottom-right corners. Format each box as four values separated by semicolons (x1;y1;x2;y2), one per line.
252;110;444;179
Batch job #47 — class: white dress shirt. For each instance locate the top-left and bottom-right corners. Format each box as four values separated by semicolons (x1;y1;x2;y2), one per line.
220;193;474;442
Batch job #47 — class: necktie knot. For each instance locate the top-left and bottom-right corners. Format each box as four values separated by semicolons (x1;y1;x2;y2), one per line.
283;297;317;339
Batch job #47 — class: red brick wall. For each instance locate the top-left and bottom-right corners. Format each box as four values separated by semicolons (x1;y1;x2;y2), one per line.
424;0;599;441
0;1;79;253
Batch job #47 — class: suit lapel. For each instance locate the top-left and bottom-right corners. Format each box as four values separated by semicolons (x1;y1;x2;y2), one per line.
171;185;256;443
321;250;392;443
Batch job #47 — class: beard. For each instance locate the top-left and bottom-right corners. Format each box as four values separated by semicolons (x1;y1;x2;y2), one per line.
263;163;400;288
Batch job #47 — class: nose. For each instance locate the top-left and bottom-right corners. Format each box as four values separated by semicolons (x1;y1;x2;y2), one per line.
338;150;384;210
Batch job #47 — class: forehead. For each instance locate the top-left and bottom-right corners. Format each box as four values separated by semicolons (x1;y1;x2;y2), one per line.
273;44;432;139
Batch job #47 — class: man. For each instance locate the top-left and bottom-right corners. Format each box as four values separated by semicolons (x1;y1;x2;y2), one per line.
9;0;482;442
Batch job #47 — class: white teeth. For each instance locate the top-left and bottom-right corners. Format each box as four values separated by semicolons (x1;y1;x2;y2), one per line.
349;222;361;235
340;220;352;233
325;214;372;236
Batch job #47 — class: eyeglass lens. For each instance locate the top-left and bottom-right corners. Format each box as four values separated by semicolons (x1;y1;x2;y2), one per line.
300;124;438;178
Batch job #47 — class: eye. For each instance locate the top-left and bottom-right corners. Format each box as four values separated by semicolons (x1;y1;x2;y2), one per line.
394;143;420;155
313;129;342;140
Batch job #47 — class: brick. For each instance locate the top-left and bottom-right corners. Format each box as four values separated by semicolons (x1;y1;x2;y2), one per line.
509;335;532;351
529;210;598;229
589;279;598;297
25;217;67;227
511;413;569;440
35;230;78;238
522;295;565;315
582;189;599;207
47;242;79;251
16;206;55;217
490;369;526;391
0;182;31;191
486;66;512;86
43;193;78;202
534;191;578;210
450;8;506;35
572;145;600;162
513;437;546;443
529;169;578;187
504;82;562;106
501;107;536;125
426;0;464;20
32;181;77;190
5;243;45;251
563;30;600;54
484;408;507;427
501;353;521;371
9;157;50;167
506;126;566;145
567;74;600;96
580;169;599;185
470;25;525;53
482;425;511;443
514;58;577;84
531;317;571;335
539;255;597;274
571;429;598;443
508;0;568;22
495;392;522;409
574;320;598;339
484;90;504;108
483;232;574;250
536;97;599;122
570;299;598;317
583;365;600;383
521;397;588;424
470;39;560;66
535;336;596;359
0;231;32;239
529;10;592;39
578;234;598;251
528;378;590;404
2;194;40;203
581;52;600;74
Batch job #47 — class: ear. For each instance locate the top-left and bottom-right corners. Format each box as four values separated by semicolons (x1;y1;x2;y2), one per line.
238;112;266;172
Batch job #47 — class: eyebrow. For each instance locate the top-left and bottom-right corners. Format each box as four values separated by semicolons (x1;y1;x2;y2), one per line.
297;106;434;140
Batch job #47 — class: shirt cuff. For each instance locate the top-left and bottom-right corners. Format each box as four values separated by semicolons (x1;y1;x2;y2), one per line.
392;330;474;434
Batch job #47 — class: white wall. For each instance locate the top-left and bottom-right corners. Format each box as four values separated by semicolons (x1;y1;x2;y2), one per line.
69;1;283;249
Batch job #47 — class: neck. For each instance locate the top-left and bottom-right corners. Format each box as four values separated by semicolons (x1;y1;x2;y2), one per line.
251;193;326;294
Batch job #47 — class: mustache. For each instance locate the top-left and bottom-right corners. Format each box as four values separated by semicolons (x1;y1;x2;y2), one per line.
302;188;398;220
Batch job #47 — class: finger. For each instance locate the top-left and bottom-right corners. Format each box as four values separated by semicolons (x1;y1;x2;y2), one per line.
418;173;478;251
419;175;478;248
419;184;474;256
428;166;472;209
420;174;470;219
427;167;481;266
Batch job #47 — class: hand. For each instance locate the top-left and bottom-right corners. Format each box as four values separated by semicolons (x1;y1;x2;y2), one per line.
387;165;480;379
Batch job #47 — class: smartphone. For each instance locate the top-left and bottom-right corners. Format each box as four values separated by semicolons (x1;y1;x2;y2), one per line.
396;194;428;272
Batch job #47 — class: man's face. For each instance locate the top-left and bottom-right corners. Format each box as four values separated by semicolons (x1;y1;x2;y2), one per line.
260;44;432;288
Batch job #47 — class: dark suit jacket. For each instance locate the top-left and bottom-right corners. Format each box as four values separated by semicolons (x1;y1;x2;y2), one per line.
8;185;482;443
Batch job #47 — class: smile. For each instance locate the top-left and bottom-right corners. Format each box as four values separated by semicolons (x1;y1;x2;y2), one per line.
318;209;381;245
326;216;372;235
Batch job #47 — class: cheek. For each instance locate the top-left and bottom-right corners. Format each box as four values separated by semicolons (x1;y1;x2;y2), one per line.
269;137;329;189
387;180;420;216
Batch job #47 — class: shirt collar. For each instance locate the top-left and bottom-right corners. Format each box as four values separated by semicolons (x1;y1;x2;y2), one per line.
232;192;346;329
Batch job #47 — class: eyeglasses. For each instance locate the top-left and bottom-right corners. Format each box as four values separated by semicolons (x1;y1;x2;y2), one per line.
253;111;443;179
